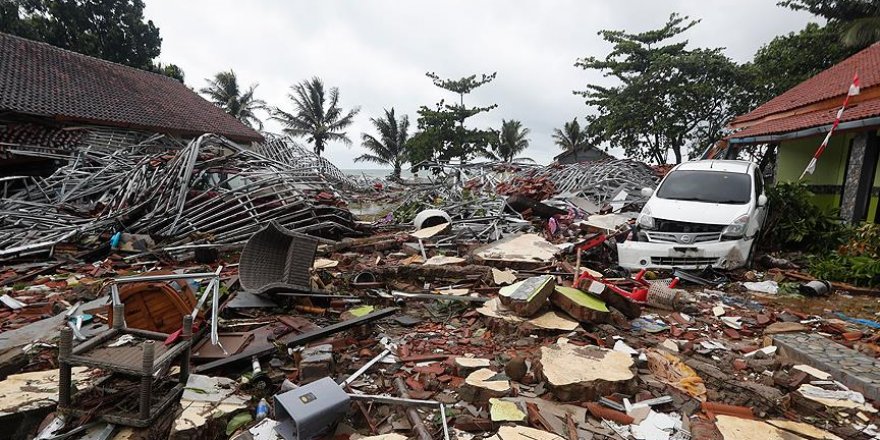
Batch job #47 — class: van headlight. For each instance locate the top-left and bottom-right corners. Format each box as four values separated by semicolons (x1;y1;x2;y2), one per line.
722;214;750;238
637;210;655;230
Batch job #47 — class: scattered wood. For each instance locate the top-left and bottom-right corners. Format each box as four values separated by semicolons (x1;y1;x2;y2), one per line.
550;285;609;322
499;275;555;317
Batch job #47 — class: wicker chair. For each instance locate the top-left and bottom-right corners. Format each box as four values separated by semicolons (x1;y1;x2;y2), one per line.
239;221;319;295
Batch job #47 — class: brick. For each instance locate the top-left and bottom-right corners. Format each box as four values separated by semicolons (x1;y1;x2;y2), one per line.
298;344;335;384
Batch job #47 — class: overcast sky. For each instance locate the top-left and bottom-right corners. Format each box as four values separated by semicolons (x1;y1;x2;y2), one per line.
145;1;817;169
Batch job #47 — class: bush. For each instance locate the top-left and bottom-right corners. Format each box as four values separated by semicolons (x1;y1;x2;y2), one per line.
760;182;848;253
810;223;880;287
809;253;880;287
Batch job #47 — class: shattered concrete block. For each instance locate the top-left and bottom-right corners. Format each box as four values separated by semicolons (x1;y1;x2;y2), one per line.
715;415;842;440
299;344;335;384
486;425;565;440
171;374;248;439
473;233;559;267
550;285;609;322
459;368;511;403
455;357;491;376
536;338;635;401
499;275;555;317
0;367;94;416
489;398;526;422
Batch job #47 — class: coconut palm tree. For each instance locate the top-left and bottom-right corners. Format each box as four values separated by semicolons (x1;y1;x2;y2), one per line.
487;120;530;162
200;70;266;129
271;77;360;156
841;16;880;47
355;108;410;180
552;117;589;161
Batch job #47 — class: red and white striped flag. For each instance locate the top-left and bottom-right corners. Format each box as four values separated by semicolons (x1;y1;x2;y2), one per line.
800;73;860;179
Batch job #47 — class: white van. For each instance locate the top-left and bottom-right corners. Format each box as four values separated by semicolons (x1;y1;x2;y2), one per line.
617;160;768;270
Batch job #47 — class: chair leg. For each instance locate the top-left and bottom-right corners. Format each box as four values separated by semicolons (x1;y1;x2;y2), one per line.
58;327;73;408
140;341;155;420
179;315;193;384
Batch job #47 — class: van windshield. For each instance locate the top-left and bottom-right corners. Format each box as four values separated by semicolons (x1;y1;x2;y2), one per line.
656;170;751;204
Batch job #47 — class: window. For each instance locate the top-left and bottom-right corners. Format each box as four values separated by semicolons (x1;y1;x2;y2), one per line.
656;170;752;205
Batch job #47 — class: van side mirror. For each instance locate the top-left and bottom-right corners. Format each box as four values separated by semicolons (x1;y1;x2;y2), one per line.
757;194;768;207
640;187;654;198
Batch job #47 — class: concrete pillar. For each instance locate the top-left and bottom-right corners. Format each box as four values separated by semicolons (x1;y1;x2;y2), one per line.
840;132;878;222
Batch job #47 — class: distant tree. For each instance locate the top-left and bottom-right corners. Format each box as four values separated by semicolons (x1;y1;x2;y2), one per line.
780;0;880;47
152;63;185;83
200;70;266;129
0;0;184;80
355;108;410;180
576;14;747;164
486;120;530;162
552;117;589;161
408;72;498;167
271;77;360;156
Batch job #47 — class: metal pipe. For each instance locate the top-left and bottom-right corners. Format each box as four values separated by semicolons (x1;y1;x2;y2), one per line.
393;378;433;440
339;349;392;387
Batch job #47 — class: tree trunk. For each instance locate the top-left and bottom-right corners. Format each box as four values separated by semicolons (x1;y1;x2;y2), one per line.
672;145;682;164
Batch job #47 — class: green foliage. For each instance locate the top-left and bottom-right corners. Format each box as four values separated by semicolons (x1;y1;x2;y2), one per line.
225;412;252;436
808;223;880;287
576;14;750;164
200;70;266;129
409;72;498;167
840;223;880;258
151;62;185;83
487;119;530;162
809;254;880;287
271;77;360;156
760;182;847;252
779;0;880;47
356;108;411;180
743;23;861;104
0;0;183;80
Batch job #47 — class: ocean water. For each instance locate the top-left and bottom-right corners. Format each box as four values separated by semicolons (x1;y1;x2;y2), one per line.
341;168;418;179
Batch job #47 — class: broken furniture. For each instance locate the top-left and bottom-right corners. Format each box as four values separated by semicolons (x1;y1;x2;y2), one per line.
57;304;194;427
239;221;319;295
107;277;197;334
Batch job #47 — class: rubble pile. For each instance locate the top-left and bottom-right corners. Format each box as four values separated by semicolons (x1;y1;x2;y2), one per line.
0;129;360;261
0;150;878;440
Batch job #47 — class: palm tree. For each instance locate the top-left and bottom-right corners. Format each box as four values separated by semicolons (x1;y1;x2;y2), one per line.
488;120;530;162
200;70;266;129
841;16;880;47
355;109;410;180
552;117;589;161
271;77;360;156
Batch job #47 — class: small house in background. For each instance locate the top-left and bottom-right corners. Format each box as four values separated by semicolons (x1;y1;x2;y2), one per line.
0;32;263;177
553;144;613;164
720;42;880;223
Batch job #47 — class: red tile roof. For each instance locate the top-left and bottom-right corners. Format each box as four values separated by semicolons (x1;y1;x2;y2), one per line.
729;43;880;139
731;98;880;139
0;32;263;143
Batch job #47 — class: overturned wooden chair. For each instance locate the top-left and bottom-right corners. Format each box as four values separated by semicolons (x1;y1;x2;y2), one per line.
239;221;319;295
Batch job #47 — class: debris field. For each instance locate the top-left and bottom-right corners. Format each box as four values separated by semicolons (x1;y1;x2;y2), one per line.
0;130;879;440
